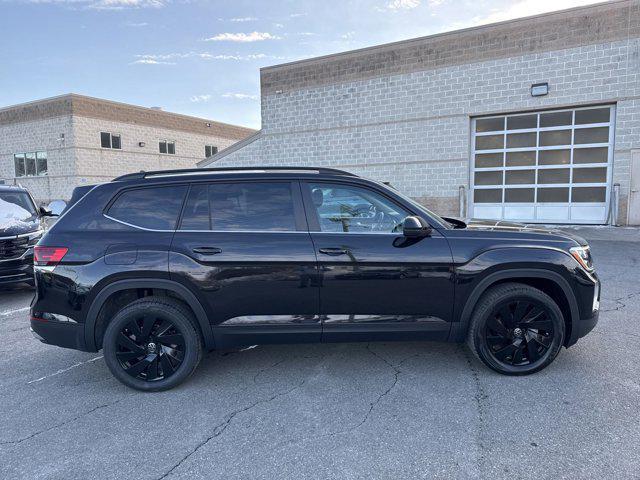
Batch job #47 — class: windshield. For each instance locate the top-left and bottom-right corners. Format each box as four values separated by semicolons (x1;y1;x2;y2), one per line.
0;191;38;228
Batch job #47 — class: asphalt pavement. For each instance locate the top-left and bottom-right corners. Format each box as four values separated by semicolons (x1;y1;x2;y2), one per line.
1;227;639;479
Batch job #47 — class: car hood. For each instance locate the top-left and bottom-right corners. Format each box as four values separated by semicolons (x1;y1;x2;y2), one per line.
442;217;589;246
0;219;41;237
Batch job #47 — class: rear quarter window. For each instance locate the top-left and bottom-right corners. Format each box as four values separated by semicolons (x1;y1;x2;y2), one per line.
107;185;187;230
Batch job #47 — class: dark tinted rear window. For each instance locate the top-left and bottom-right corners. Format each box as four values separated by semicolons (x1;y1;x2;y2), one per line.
108;185;187;230
179;182;296;232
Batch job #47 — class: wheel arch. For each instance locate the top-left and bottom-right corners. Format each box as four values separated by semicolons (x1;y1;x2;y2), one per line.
451;268;580;346
85;279;215;351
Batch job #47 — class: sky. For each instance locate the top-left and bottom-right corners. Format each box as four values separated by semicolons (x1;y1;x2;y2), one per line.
0;0;605;130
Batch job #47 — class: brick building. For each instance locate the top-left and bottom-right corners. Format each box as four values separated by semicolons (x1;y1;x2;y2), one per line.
200;0;640;225
0;94;255;203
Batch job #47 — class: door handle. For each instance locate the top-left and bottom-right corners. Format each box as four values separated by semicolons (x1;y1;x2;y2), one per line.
192;246;222;255
318;247;349;256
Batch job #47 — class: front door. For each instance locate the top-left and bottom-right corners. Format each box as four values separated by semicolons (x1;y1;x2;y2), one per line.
301;181;454;342
169;180;320;348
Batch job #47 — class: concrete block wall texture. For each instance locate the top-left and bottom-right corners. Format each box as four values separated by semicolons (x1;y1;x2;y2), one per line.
208;0;640;224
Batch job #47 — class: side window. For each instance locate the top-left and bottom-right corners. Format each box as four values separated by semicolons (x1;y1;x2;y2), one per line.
180;184;210;230
307;182;410;233
107;185;187;230
179;182;296;232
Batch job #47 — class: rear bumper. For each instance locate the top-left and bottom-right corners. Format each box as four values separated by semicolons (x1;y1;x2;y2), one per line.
30;318;89;351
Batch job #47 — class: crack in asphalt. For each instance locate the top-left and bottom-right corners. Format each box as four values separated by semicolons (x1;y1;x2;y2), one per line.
601;290;640;313
459;345;488;479
0;398;123;447
156;380;306;480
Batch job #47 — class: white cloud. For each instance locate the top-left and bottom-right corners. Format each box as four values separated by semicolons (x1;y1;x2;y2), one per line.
229;16;257;22
289;13;307;18
341;31;355;40
124;21;149;27
190;94;212;103
222;93;259;100
387;0;420;10
273;23;284;29
131;58;175;65
20;0;167;9
471;0;603;25
203;31;281;42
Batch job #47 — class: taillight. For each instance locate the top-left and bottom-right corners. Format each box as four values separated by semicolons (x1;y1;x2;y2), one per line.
34;246;68;266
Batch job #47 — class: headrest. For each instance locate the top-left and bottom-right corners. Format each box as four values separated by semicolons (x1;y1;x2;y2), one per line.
311;188;323;207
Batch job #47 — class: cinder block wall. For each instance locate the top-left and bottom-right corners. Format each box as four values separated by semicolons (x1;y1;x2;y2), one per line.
212;1;640;223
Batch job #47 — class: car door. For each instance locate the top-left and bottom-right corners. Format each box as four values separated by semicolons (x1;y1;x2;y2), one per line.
301;180;454;342
169;179;320;348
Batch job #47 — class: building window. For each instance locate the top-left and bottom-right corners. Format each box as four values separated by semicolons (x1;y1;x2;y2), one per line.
205;145;218;158
101;132;121;149
14;151;48;177
160;140;176;155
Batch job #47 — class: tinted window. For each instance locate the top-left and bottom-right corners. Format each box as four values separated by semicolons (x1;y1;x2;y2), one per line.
180;184;210;230
108;185;187;230
101;132;111;148
111;134;121;149
308;183;410;233
205;182;296;232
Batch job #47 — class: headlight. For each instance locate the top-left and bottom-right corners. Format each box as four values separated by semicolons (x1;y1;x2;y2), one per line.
569;246;594;272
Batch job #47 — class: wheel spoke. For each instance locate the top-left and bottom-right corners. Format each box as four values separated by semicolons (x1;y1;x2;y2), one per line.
497;305;513;327
160;352;176;376
140;315;156;341
486;334;509;348
157;333;185;347
117;333;145;354
116;350;144;361
512;344;525;365
156;319;173;337
513;301;528;323
145;355;160;381
493;343;517;362
525;338;541;362
125;354;155;377
487;315;509;337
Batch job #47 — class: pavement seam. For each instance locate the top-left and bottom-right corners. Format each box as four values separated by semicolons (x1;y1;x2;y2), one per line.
600;290;640;313
156;379;306;480
0;398;123;447
459;345;488;479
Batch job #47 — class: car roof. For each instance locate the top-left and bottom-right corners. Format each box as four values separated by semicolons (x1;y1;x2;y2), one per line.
111;166;360;186
0;185;28;193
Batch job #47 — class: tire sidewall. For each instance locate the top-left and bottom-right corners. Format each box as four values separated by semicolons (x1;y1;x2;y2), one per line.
103;301;201;391
472;289;565;375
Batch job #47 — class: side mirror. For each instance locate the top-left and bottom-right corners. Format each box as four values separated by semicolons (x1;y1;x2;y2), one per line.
402;216;432;238
43;200;67;217
39;206;55;217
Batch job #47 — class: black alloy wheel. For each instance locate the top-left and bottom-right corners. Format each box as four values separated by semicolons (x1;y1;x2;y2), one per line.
103;296;202;391
484;299;554;367
116;315;185;381
467;283;565;375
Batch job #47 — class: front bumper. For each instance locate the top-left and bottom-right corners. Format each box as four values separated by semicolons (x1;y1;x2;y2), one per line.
0;251;34;286
30;317;89;351
567;277;600;347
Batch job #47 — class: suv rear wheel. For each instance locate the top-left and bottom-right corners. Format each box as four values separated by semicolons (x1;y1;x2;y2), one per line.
103;296;203;391
467;283;565;375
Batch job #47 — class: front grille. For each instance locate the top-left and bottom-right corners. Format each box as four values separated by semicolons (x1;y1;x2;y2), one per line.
0;236;30;260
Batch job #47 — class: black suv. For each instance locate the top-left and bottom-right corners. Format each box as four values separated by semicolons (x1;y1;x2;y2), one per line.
31;167;600;391
0;185;53;286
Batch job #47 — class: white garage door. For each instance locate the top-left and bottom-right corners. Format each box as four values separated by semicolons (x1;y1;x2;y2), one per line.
470;105;614;224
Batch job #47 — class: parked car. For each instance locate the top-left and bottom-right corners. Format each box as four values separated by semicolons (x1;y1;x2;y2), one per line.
0;185;56;286
30;167;600;391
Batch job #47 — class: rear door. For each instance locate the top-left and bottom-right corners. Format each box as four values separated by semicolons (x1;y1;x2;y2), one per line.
169;180;320;348
301;180;454;342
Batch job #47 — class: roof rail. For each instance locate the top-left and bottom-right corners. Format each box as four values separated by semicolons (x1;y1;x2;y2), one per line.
113;166;357;181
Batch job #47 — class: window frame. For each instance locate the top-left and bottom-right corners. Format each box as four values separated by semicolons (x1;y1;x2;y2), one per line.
159;140;176;155
100;132;122;150
14;150;48;178
300;180;415;235
205;145;218;158
175;179;307;233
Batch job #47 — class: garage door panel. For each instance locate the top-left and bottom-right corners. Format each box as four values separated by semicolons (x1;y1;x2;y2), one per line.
471;105;613;224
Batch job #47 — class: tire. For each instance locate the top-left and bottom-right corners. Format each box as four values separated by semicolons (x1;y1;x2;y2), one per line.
466;283;565;375
103;296;203;391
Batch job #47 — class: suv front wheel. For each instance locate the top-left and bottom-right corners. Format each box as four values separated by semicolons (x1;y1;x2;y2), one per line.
103;296;203;391
467;283;565;375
